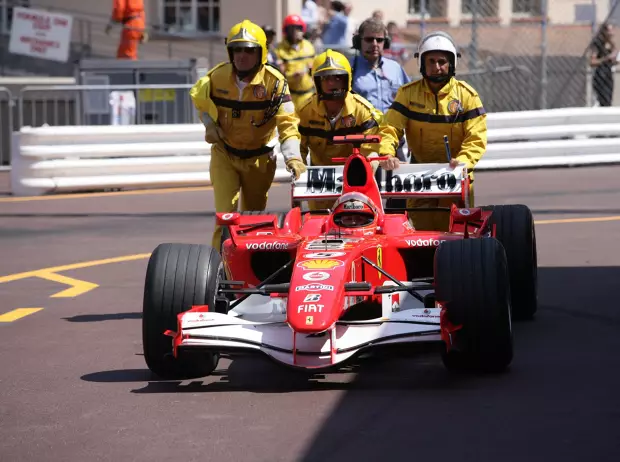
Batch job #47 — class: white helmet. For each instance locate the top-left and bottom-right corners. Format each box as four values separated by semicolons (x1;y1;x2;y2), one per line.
414;31;460;82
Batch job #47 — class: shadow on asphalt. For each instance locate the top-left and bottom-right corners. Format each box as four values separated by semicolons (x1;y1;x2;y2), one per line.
64;312;142;322
80;265;620;388
294;265;620;462
79;266;620;460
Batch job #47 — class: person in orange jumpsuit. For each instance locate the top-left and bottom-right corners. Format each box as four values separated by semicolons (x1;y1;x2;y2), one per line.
106;0;147;60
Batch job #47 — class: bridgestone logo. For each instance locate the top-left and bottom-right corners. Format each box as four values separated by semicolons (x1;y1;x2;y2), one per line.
245;242;289;250
406;239;446;247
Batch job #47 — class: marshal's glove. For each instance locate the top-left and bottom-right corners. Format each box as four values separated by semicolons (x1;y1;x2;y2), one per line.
368;152;399;172
200;113;223;144
286;158;307;180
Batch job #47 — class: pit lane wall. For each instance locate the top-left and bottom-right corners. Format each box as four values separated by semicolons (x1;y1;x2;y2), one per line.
11;106;620;196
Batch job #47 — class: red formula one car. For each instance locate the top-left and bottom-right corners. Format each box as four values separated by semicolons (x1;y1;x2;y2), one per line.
142;135;538;379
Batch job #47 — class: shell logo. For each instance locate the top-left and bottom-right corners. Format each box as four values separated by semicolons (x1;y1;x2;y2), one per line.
297;259;344;270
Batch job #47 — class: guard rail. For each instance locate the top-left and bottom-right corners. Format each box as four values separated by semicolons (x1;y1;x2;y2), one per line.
10;106;620;196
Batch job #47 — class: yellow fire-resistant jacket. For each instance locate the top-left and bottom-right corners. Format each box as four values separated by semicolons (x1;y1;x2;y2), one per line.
275;39;315;98
190;62;300;156
385;77;487;180
298;92;399;166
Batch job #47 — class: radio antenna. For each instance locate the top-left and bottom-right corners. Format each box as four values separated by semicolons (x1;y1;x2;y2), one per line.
443;135;451;164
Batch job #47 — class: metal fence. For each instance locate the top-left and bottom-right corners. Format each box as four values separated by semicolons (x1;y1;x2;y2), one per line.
393;0;620;111
18;83;196;128
0;86;13;167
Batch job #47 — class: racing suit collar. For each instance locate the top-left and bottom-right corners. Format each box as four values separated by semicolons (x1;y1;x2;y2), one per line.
282;38;301;50
422;76;456;96
229;63;266;87
317;92;356;120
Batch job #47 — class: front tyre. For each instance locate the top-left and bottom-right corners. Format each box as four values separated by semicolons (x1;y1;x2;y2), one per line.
435;238;513;373
143;243;222;379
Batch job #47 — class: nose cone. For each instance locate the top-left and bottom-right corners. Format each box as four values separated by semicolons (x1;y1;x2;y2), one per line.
287;257;347;333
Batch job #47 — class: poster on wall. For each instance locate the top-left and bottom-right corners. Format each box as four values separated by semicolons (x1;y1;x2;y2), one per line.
8;7;74;63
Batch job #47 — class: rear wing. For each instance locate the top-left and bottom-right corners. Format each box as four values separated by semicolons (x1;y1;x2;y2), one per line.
292;163;468;203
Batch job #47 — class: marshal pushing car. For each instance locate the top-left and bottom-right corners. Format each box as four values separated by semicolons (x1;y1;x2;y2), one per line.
142;135;538;380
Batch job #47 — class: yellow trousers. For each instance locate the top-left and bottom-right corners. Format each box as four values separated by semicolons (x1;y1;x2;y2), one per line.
210;143;277;250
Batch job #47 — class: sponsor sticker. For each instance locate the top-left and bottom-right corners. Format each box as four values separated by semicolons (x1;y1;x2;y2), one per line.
297;259;344;270
343;200;364;210
297;304;324;313
245;242;289;250
302;271;330;282
405;238;446;247
303;252;346;259
305;238;360;250
295;283;334;292
303;293;321;302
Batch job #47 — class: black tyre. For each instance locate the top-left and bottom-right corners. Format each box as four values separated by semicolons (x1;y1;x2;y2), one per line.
220;210;287;253
484;204;538;320
143;243;222;379
435;238;513;373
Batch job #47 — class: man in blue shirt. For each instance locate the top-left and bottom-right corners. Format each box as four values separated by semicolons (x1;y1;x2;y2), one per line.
349;18;410;163
322;1;349;48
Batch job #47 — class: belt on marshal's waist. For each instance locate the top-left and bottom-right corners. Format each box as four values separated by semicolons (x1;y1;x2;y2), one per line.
223;142;273;159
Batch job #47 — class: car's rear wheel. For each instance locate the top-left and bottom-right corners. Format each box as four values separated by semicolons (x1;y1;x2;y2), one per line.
484;204;538;320
435;238;513;373
143;243;221;379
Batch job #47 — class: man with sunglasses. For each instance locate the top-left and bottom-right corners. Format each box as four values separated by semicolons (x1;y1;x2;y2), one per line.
385;31;487;231
350;19;410;158
297;49;400;211
350;18;411;209
275;14;316;109
190;19;305;251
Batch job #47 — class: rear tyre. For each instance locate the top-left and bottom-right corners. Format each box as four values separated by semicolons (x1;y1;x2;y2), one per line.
143;243;222;379
435;239;513;373
484;204;538;320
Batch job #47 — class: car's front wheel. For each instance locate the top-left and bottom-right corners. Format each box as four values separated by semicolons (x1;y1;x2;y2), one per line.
142;243;221;379
435;238;513;373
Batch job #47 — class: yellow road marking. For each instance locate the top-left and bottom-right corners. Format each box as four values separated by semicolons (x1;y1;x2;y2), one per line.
36;272;99;298
0;253;151;284
0;253;153;322
535;215;620;225
0;308;44;322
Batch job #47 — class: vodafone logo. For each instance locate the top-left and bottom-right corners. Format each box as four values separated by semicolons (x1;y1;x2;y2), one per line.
405;239;446;247
245;242;289;250
222;213;234;220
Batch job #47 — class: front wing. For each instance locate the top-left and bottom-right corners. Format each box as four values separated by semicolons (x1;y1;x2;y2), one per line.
170;301;442;369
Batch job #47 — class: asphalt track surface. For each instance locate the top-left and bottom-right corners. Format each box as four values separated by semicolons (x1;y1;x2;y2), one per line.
1;166;620;462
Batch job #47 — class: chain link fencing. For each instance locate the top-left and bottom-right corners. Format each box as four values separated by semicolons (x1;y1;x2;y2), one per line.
393;0;620;112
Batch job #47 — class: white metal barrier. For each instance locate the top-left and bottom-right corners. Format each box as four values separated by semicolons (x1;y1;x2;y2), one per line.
11;106;620;196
